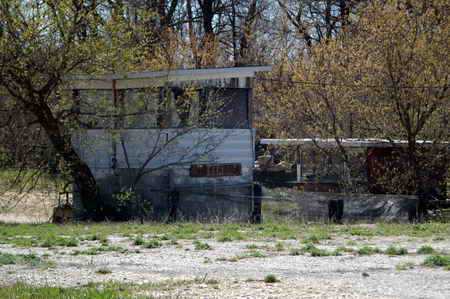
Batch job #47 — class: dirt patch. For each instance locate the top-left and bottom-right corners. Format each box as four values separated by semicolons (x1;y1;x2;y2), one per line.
0;191;58;223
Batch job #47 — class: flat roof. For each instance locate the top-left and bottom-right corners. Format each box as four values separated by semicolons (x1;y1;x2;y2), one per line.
260;138;449;148
65;66;272;90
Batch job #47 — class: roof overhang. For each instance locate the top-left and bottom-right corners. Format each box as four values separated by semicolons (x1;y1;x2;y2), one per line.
65;66;272;90
260;138;449;149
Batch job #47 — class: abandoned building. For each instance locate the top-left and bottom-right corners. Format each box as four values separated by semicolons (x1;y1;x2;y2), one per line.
66;66;271;221
257;138;449;222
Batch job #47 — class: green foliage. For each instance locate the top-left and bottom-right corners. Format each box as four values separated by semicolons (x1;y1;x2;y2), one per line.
245;244;259;250
0;253;46;267
264;274;279;283
301;243;339;257
302;232;331;244
72;245;127;256
133;236;145;246
216;228;244;242
384;246;408;256
0;283;135;299
193;240;212;250
0;222;449;249
40;237;79;248
247;250;266;258
144;239;162;249
417;245;435;255
423;255;450;268
357;246;382;256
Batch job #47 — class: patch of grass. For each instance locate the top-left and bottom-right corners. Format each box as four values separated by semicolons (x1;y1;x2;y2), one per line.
423;255;450;268
0;282;134;299
301;243;339;257
0;252;50;267
396;262;415;271
302;233;330;244
72;245;127;255
246;244;259;250
40;237;79;248
264;274;279;283
96;267;112;275
357;246;382;256
144;239;162;249
193;240;212;250
247;250;266;258
336;246;354;253
385;245;408;256
289;248;302;256
133;236;145;246
274;242;284;251
417;245;435;255
216;228;244;242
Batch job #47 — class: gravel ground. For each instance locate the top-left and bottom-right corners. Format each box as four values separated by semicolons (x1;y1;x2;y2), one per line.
1;235;449;298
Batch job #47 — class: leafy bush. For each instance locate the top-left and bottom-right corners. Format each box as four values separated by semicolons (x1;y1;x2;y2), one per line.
423;255;450;267
264;274;279;283
193;240;212;250
417;245;435;255
144;239;162;249
385;245;408;256
133;236;145;246
357;246;382;256
0;253;44;267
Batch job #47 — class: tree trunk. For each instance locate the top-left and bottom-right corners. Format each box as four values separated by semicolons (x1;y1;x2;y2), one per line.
29;99;101;220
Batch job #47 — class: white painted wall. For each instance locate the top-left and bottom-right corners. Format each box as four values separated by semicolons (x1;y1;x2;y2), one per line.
72;128;254;186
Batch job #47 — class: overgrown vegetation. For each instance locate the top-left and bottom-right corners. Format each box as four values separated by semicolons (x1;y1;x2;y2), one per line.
0;252;52;268
423;255;450;268
0;222;449;248
264;274;279;283
417;245;436;255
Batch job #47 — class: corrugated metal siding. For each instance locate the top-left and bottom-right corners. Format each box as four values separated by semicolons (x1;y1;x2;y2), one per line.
72;128;254;184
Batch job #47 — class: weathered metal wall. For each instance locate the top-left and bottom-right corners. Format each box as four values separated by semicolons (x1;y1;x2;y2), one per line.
72;129;255;221
292;191;418;222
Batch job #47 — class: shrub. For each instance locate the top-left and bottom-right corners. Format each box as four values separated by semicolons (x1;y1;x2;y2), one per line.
0;253;45;267
357;246;381;256
133;236;145;246
248;250;266;258
193;240;212;250
423;255;450;267
246;244;258;250
385;246;408;256
264;274;279;283
144;239;162;249
417;245;435;255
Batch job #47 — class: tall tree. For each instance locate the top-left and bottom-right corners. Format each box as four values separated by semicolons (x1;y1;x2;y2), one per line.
0;0;140;219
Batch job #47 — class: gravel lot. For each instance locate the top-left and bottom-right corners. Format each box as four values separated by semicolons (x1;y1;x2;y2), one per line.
1;233;449;298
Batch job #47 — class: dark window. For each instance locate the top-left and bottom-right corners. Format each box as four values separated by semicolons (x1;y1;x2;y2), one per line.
190;163;242;177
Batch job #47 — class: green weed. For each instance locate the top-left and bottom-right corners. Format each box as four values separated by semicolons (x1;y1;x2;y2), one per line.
264;274;279;283
385;245;408;256
423;255;450;267
193;240;212;250
417;245;435;255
